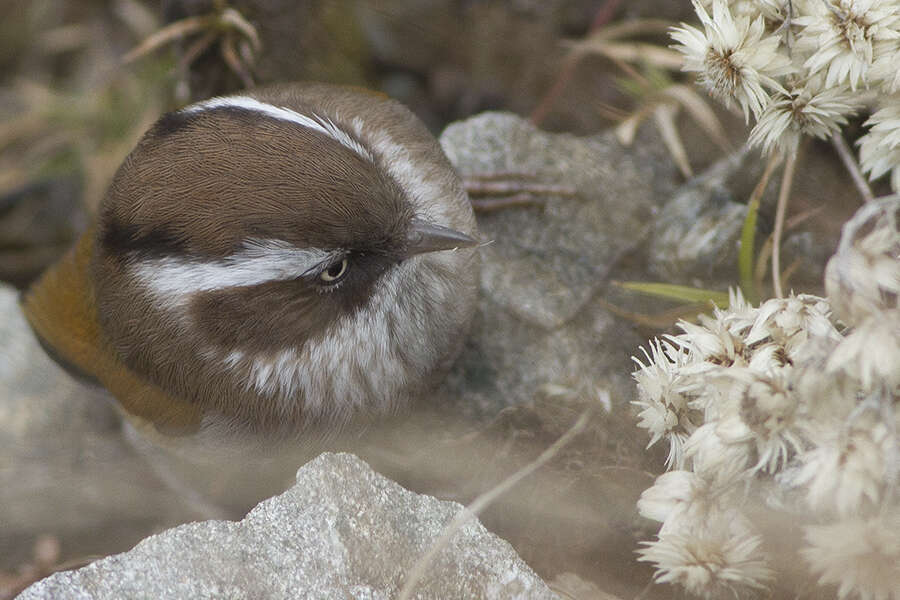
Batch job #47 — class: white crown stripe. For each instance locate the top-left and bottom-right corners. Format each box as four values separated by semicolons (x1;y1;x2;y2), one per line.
183;96;374;161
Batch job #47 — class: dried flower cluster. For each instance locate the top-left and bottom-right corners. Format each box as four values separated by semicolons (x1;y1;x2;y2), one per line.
671;0;900;190
633;197;900;599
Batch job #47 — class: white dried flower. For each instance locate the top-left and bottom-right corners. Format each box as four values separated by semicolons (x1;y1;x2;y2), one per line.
826;312;900;391
638;517;773;599
803;511;900;599
684;422;752;481
790;355;857;427
755;0;794;20
666;315;749;367
870;41;900;92
748;82;860;155
671;0;793;121
714;287;759;340
697;0;807;21
746;294;840;359
747;342;792;371
639;469;746;537
824;196;900;324
634;195;900;597
637;470;722;528
794;416;893;515
632;339;704;468
795;0;900;91
726;286;755;317
665;321;753;423
639;471;698;524
859;104;900;192
716;368;806;473
712;0;770;20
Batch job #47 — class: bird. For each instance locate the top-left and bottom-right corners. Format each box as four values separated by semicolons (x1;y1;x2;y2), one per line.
21;81;481;446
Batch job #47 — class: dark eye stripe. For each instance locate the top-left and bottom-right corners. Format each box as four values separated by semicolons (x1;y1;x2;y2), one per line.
99;220;187;259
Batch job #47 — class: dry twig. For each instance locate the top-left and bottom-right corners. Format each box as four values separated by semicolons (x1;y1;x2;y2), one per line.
772;151;798;298
397;408;594;600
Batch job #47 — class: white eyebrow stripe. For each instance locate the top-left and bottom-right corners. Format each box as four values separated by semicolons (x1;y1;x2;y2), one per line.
183;96;374;161
131;240;342;304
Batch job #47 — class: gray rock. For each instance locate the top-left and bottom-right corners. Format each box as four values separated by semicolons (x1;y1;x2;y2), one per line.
646;148;750;285
643;145;837;293
437;112;678;418
442;112;674;330
18;453;555;600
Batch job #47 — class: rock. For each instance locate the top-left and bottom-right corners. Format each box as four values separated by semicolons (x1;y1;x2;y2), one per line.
442;112;673;329
437;111;678;418
18;453;555;600
644;144;846;294
646;148;750;286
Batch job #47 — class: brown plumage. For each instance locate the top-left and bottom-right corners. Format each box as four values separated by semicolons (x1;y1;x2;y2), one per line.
22;82;480;440
23;228;205;433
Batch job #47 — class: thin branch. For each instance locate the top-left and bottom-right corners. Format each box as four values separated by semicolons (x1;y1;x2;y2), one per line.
177;30;217;73
831;132;874;203
595;296;712;329
220;33;255;88
579;18;675;42
463;179;576;197
397;408;594;600
633;580;655;600
751;152;782;210
772;151;797;298
572;40;684;69
608;54;650;87
121;16;211;64
219;7;261;53
740;151;781;301
785;205;824;230
530;52;581;126
590;0;624;29
662;84;732;153
754;235;772;295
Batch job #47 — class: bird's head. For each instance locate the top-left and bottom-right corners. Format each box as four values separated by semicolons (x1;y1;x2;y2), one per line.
91;83;480;433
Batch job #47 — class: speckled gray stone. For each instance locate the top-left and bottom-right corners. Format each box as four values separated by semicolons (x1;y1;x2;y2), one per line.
441;112;675;330
646;148;750;285
436;112;678;419
18;453;555;600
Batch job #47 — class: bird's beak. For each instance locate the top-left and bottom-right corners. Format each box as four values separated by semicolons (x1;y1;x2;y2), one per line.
404;217;479;259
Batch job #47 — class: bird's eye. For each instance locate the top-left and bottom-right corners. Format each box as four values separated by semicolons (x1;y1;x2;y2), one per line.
319;258;349;283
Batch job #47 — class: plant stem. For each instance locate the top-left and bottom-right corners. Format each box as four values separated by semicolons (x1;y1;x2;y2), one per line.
740;151;781;302
831;132;874;203
772;151;796;298
397;408;593;600
529;52;580;126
